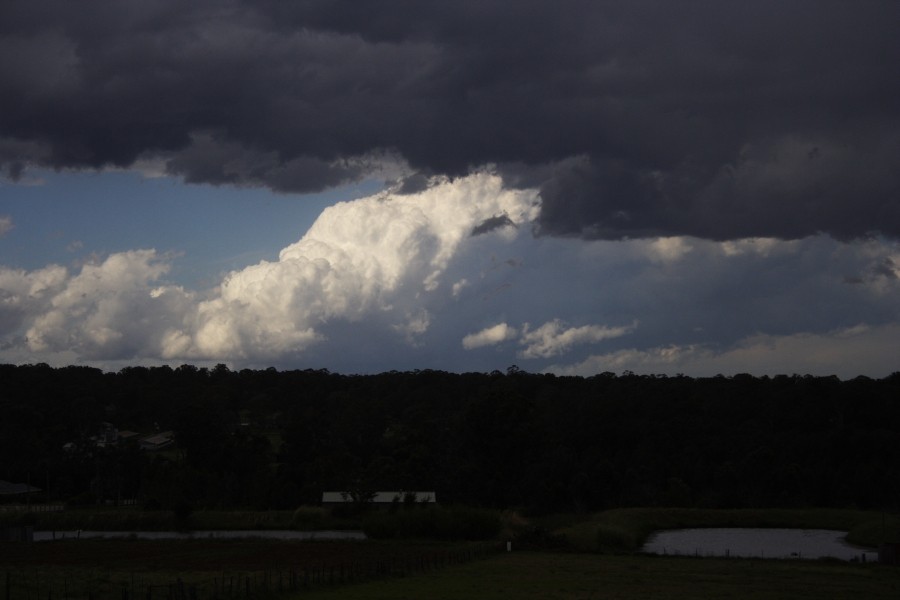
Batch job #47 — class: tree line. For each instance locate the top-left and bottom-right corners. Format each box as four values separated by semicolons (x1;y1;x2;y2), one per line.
2;363;899;514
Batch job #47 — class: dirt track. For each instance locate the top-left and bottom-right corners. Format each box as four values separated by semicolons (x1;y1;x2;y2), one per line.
0;538;476;572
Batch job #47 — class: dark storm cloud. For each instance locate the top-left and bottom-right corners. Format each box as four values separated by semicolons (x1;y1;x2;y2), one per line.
165;133;369;193
2;0;899;239
471;214;516;237
393;173;432;195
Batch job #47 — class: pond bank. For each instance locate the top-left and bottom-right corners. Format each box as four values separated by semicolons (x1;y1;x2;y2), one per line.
555;508;900;553
641;528;876;561
34;529;366;541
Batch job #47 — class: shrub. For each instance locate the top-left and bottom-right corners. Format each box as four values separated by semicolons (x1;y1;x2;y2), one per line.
66;491;97;507
512;525;570;550
363;506;501;540
291;506;328;529
172;502;193;531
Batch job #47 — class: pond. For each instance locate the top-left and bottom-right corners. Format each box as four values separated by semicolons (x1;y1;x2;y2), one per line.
641;528;877;561
34;529;366;542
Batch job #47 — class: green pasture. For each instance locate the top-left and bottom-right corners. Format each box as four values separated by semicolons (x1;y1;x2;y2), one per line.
0;506;349;532
3;506;900;600
0;538;490;600
296;551;900;600
1;504;502;541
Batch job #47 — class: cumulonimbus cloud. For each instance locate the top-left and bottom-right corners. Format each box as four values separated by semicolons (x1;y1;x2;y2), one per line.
21;250;193;359
182;172;538;360
8;172;539;363
2;1;898;241
2;202;899;374
0;263;67;337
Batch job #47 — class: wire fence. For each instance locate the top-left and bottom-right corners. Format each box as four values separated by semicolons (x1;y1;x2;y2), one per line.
0;506;64;513
4;544;499;600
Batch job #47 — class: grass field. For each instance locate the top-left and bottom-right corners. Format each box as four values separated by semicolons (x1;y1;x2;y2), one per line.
3;507;900;599
297;551;900;600
5;540;900;600
0;506;353;532
0;538;493;599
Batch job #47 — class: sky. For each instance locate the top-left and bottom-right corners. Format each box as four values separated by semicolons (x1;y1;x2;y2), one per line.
1;0;899;378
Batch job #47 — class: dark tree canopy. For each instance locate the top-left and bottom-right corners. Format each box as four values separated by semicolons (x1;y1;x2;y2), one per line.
1;364;899;512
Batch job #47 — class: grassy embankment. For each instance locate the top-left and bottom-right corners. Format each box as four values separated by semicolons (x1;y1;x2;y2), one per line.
0;506;345;532
4;505;899;549
0;504;503;541
549;507;900;553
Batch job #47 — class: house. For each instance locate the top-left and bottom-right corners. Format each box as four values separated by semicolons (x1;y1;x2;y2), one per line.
321;491;437;506
0;480;42;497
94;422;119;447
117;430;141;444
139;431;174;451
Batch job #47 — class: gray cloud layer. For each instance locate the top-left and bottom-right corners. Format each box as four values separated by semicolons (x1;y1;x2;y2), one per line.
2;0;898;240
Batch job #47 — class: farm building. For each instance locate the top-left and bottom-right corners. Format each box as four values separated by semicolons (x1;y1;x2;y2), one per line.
321;491;437;507
0;480;41;498
139;431;174;451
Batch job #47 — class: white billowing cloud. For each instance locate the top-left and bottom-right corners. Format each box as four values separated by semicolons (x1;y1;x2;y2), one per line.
0;215;12;237
462;322;518;350
23;250;193;359
451;278;469;297
462;319;635;357
393;309;431;345
551;345;700;374
518;319;636;359
551;323;900;379
0;264;68;335
2;170;898;377
0;172;540;365
186;171;539;359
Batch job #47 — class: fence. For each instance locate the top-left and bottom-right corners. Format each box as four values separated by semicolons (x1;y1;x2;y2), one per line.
3;544;499;600
0;506;64;513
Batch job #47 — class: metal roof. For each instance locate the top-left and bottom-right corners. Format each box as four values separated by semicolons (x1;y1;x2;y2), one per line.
0;480;42;495
321;491;436;504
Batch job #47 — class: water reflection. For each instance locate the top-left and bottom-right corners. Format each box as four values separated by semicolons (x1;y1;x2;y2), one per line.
642;528;876;561
35;530;366;542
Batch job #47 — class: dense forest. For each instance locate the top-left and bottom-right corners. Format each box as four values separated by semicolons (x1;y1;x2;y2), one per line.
2;363;899;514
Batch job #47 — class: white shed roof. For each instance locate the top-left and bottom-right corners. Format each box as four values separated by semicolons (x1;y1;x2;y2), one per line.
321;491;436;504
